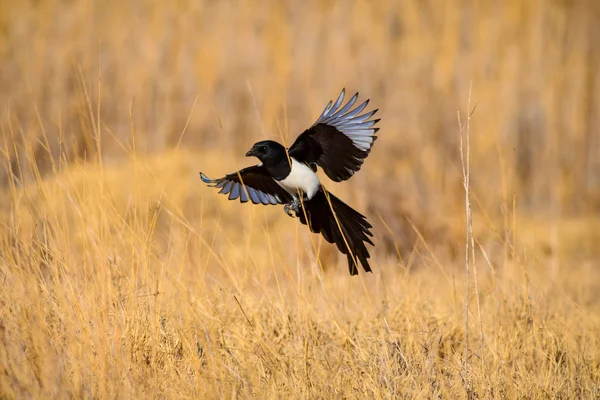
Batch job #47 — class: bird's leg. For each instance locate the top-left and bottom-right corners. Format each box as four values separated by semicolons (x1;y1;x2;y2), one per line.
284;196;302;217
283;202;293;217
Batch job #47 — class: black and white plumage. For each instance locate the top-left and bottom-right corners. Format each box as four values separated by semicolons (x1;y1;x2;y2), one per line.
289;89;380;182
200;89;380;275
199;166;292;205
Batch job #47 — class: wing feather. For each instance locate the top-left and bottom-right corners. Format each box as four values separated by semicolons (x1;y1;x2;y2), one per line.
200;166;293;205
289;89;380;182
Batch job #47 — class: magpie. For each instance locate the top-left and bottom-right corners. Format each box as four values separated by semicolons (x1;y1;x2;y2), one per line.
200;89;380;275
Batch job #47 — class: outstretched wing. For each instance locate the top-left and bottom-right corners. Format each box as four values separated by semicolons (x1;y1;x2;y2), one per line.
288;89;380;182
200;165;293;205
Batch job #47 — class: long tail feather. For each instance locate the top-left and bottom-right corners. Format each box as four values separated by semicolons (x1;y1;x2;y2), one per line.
295;189;373;275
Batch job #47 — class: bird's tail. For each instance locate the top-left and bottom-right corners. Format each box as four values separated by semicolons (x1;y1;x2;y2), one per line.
295;188;374;275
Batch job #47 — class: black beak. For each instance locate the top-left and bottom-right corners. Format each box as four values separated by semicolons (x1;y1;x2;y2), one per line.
245;147;256;157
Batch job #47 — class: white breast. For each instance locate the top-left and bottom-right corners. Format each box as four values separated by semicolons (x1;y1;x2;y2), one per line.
277;158;320;199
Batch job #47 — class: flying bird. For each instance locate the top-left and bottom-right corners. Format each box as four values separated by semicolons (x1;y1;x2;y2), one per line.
200;89;380;275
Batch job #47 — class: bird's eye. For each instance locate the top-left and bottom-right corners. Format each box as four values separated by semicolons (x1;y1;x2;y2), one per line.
261;146;267;152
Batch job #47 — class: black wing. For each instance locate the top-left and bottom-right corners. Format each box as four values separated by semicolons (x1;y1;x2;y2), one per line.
200;165;293;205
295;189;374;275
288;89;380;182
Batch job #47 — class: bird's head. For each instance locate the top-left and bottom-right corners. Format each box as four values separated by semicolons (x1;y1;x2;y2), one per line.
245;140;286;163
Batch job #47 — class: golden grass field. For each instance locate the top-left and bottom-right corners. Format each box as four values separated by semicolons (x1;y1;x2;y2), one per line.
1;0;600;398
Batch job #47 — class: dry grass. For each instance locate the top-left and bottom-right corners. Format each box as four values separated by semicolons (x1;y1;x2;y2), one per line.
1;0;600;398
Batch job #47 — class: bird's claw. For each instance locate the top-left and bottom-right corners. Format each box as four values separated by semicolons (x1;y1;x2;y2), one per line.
284;197;301;217
283;204;294;217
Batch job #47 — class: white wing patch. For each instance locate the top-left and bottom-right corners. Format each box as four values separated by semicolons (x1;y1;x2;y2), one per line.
313;89;380;152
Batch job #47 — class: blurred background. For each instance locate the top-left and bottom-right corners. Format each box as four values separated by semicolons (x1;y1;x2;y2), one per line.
1;0;599;266
2;1;600;396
